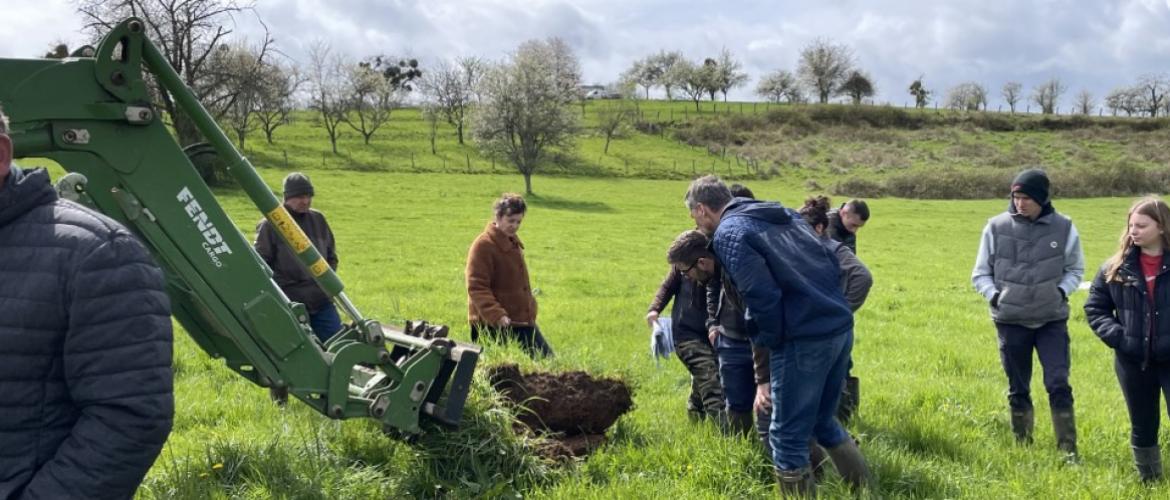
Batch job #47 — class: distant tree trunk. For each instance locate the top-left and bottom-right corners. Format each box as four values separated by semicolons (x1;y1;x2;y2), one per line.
523;172;533;195
457;123;464;145
604;133;613;154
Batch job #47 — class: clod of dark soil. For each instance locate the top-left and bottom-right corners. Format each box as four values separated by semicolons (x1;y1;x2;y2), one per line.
487;364;634;458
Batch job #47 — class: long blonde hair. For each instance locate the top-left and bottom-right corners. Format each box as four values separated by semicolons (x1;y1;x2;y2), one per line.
1105;196;1170;282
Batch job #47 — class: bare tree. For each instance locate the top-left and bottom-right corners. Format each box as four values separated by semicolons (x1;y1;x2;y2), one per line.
340;63;399;145
621;57;661;99
43;42;71;59
307;42;347;154
595;99;636;154
945;82;988;111
420;57;483;145
1002;82;1023;113
797;38;855;104
649;50;685;100
1136;74;1169;117
77;0;273;147
218;43;270;150
909;76;930;108
1105;86;1144;116
699;58;722;103
715;48;749;102
673;60;707;111
338;56;421;145
421;103;440;155
837;71;875;105
472;38;581;194
757;69;803;103
254;60;302;144
1032;78;1066;114
1074;90;1095;115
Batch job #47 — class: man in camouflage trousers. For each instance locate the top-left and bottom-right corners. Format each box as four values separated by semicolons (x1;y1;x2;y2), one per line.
647;240;725;421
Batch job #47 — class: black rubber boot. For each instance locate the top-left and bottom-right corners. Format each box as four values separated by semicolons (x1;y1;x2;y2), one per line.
775;466;815;498
826;437;871;491
1052;409;1078;461
757;408;773;456
1134;445;1163;482
725;410;754;437
836;376;860;424
1010;408;1034;444
809;441;828;481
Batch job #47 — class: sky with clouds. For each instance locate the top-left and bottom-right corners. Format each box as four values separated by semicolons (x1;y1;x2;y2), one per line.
4;0;1170;110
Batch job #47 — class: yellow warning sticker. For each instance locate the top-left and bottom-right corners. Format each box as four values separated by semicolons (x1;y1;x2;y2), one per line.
267;207;311;253
309;258;329;277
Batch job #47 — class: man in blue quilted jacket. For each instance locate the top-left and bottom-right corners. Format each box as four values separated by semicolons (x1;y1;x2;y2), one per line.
0;107;174;499
684;175;869;496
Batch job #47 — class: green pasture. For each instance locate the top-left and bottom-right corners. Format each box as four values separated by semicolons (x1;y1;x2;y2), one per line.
49;165;1159;498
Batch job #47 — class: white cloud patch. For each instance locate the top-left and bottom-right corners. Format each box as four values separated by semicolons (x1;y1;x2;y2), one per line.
4;0;1170;109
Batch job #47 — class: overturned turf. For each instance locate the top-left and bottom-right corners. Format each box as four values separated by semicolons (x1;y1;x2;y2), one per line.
486;364;634;457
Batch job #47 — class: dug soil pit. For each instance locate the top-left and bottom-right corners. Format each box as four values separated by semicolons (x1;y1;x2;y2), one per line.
486;364;633;459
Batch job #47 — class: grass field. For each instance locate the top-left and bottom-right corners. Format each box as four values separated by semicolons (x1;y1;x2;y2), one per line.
21;100;1170;498
29;164;1156;499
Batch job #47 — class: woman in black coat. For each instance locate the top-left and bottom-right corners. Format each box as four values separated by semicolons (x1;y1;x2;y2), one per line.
1085;196;1170;482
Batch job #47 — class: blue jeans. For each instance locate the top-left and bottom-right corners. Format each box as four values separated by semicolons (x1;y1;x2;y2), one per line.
770;330;853;470
309;303;343;342
716;335;756;413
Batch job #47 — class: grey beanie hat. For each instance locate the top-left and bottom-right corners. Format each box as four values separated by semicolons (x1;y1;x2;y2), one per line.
283;172;314;199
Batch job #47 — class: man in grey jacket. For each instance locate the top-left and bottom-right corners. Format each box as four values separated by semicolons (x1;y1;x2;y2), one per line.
0;108;174;498
972;168;1084;458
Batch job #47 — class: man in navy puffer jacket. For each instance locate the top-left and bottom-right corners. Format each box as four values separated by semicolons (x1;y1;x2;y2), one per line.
684;175;869;496
0;108;173;499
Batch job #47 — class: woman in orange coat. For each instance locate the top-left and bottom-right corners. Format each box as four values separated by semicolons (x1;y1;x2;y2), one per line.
465;193;553;359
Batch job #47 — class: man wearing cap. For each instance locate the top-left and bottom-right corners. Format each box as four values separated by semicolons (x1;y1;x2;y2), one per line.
255;172;341;343
972;168;1084;459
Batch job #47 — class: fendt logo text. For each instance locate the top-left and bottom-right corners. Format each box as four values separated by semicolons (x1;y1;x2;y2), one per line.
177;187;233;268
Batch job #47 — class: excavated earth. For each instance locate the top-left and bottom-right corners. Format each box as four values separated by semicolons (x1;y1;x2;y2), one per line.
486;364;634;458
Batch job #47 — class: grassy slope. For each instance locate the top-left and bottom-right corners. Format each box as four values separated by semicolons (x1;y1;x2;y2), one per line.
238;100;1170;195
22;101;1170;498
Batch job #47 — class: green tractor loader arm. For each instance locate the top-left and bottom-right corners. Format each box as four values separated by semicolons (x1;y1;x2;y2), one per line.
0;18;479;435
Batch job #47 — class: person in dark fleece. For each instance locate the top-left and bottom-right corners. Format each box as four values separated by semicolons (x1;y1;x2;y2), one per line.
1085;196;1170;481
0;106;174;499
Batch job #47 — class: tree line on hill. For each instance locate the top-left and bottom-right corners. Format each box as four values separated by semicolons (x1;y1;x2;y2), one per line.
51;0;1170;194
